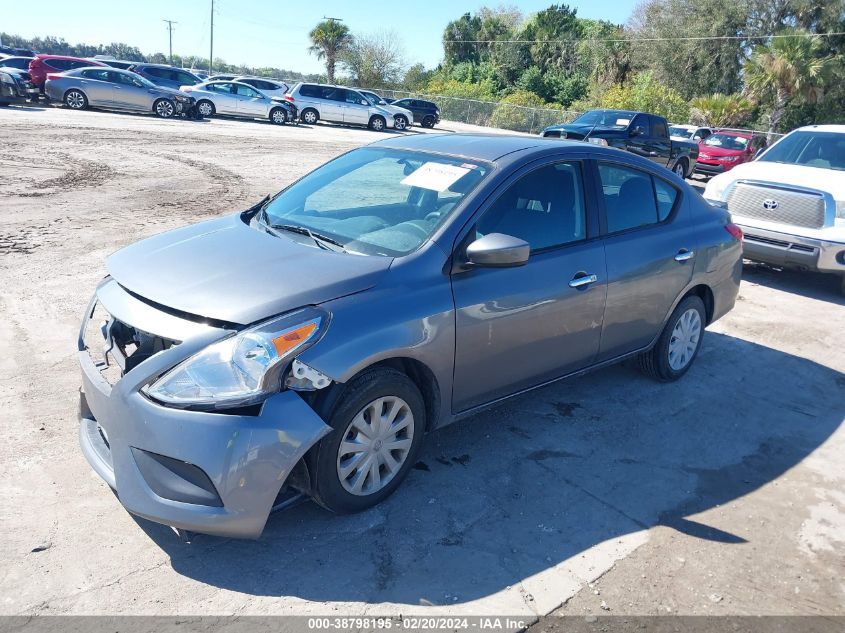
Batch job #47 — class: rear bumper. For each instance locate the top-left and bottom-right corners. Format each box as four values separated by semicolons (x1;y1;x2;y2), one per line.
738;225;845;274
77;285;332;538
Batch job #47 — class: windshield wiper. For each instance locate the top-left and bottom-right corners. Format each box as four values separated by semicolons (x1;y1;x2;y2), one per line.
270;223;347;253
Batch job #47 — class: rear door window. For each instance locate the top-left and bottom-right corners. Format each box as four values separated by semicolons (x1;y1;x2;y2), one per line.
45;59;70;70
81;69;111;81
598;163;665;233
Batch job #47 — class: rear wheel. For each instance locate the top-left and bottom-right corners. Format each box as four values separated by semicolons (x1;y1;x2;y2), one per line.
301;108;318;124
310;367;426;513
422;115;435;128
64;89;87;110
393;114;408;131
673;159;688;179
154;98;175;118
368;115;386;132
196;100;215;118
638;295;706;382
269;107;287;125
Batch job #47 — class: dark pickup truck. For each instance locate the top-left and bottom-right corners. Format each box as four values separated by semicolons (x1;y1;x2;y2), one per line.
542;109;699;179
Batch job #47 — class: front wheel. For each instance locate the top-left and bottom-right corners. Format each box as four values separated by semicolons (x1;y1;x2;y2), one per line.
154;98;175;118
673;159;688;179
196;100;215;118
393;115;408;131
64;89;87;110
269;107;287;125
310;367;426;513
638;295;706;382
301;108;318;124
368;115;386;132
422;115;435;128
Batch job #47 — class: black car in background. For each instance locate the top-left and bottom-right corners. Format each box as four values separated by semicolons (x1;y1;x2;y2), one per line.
389;97;440;128
0;68;39;105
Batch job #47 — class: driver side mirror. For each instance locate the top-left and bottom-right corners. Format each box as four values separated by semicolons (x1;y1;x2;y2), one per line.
466;233;530;268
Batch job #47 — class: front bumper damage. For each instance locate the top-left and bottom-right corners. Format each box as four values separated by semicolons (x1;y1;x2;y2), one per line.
77;278;332;538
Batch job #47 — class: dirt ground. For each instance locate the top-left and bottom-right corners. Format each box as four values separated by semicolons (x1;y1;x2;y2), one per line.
1;104;843;622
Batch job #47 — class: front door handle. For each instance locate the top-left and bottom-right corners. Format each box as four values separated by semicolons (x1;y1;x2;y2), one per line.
569;273;598;288
674;249;694;262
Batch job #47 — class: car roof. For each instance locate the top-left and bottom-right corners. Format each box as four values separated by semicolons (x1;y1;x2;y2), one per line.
36;54;104;62
372;133;573;162
795;124;845;134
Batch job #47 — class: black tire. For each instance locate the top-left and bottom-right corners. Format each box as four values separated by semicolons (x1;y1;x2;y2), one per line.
638;295;706;382
673;158;688;179
310;367;426;514
269;107;287;125
368;115;386;132
64;89;87;110
301;108;319;124
0;102;9;107
422;115;435;128
393;114;408;131
196;100;215;118
154;98;175;119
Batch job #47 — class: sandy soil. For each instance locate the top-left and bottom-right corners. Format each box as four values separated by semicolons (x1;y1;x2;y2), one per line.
0;104;843;622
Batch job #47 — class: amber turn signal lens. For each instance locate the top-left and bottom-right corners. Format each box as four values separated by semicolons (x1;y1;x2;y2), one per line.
272;322;318;356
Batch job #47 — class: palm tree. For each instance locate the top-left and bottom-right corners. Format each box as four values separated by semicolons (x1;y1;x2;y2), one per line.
744;29;837;136
308;20;353;84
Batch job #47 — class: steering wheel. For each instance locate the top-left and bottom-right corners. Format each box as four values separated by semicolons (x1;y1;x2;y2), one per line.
424;211;442;223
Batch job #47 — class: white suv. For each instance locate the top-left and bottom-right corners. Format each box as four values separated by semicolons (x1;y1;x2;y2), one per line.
704;125;845;293
286;82;397;131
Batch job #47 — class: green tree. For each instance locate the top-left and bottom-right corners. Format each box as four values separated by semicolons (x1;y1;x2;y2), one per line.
308;19;353;84
442;13;482;65
744;29;839;134
689;93;754;127
403;63;431;90
521;4;583;73
600;72;690;121
341;30;406;88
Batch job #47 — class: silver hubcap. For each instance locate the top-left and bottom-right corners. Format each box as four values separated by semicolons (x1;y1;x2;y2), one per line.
67;92;84;108
304;111;316;123
668;308;702;371
199;102;212;116
372;118;384;130
336;396;414;496
157;100;173;117
272;110;284;123
675;163;685;176
395;117;406;130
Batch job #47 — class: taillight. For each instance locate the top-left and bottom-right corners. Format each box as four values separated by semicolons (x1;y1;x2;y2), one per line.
283;94;294;102
46;73;62;81
725;223;743;243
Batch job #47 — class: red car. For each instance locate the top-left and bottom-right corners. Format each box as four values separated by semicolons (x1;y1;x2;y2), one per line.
28;54;106;89
694;130;767;177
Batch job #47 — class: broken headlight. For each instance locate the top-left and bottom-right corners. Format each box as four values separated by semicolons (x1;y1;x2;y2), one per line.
144;307;329;409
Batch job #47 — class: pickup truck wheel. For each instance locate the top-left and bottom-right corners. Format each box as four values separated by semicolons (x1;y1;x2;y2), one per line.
638;295;705;382
310;367;426;513
673;159;688;179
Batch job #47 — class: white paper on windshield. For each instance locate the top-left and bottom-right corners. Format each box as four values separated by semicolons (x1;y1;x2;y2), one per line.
401;162;470;192
616;118;631;126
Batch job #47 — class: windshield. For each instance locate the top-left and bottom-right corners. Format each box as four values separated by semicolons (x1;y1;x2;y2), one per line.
758;130;845;171
259;148;490;256
703;133;750;151
669;126;693;139
572;110;634;128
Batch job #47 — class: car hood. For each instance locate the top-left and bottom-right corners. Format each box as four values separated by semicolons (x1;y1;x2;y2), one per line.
154;85;191;99
711;161;845;201
106;214;392;326
698;143;747;158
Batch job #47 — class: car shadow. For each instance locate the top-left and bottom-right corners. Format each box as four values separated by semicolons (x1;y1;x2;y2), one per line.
134;332;844;605
742;261;844;305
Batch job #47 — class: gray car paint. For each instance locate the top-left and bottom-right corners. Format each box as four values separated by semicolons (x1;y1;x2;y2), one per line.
79;134;742;538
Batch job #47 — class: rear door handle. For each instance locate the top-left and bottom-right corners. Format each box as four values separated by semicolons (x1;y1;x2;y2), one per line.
569;273;598;288
674;249;694;262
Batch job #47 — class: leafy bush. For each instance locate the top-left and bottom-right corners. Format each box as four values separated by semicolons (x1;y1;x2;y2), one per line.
600;72;690;122
689;93;754;128
490;90;551;132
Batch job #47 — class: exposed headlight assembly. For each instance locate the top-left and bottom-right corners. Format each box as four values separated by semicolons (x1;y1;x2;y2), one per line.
144;307;329;409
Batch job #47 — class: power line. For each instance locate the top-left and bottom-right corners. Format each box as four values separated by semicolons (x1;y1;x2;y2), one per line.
445;31;845;45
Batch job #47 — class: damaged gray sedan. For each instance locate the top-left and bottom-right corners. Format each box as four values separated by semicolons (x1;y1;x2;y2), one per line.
78;134;742;538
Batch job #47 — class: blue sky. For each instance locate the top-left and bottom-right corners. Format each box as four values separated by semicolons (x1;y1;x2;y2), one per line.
3;0;638;73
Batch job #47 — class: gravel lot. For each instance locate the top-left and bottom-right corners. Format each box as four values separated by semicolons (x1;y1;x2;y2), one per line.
1;105;843;621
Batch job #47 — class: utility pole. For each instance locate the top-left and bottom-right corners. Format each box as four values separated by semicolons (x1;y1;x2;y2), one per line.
209;0;215;75
163;19;177;66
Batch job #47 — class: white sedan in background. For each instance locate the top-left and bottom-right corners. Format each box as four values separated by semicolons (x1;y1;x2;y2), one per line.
704;124;845;294
180;80;294;124
669;124;713;143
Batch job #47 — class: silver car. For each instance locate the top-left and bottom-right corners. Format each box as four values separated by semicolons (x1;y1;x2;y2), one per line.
357;89;414;131
287;82;397;131
44;67;194;118
78;134;742;539
182;80;293;124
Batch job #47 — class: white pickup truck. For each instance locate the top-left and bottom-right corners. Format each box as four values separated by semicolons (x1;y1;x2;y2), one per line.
704;124;845;294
